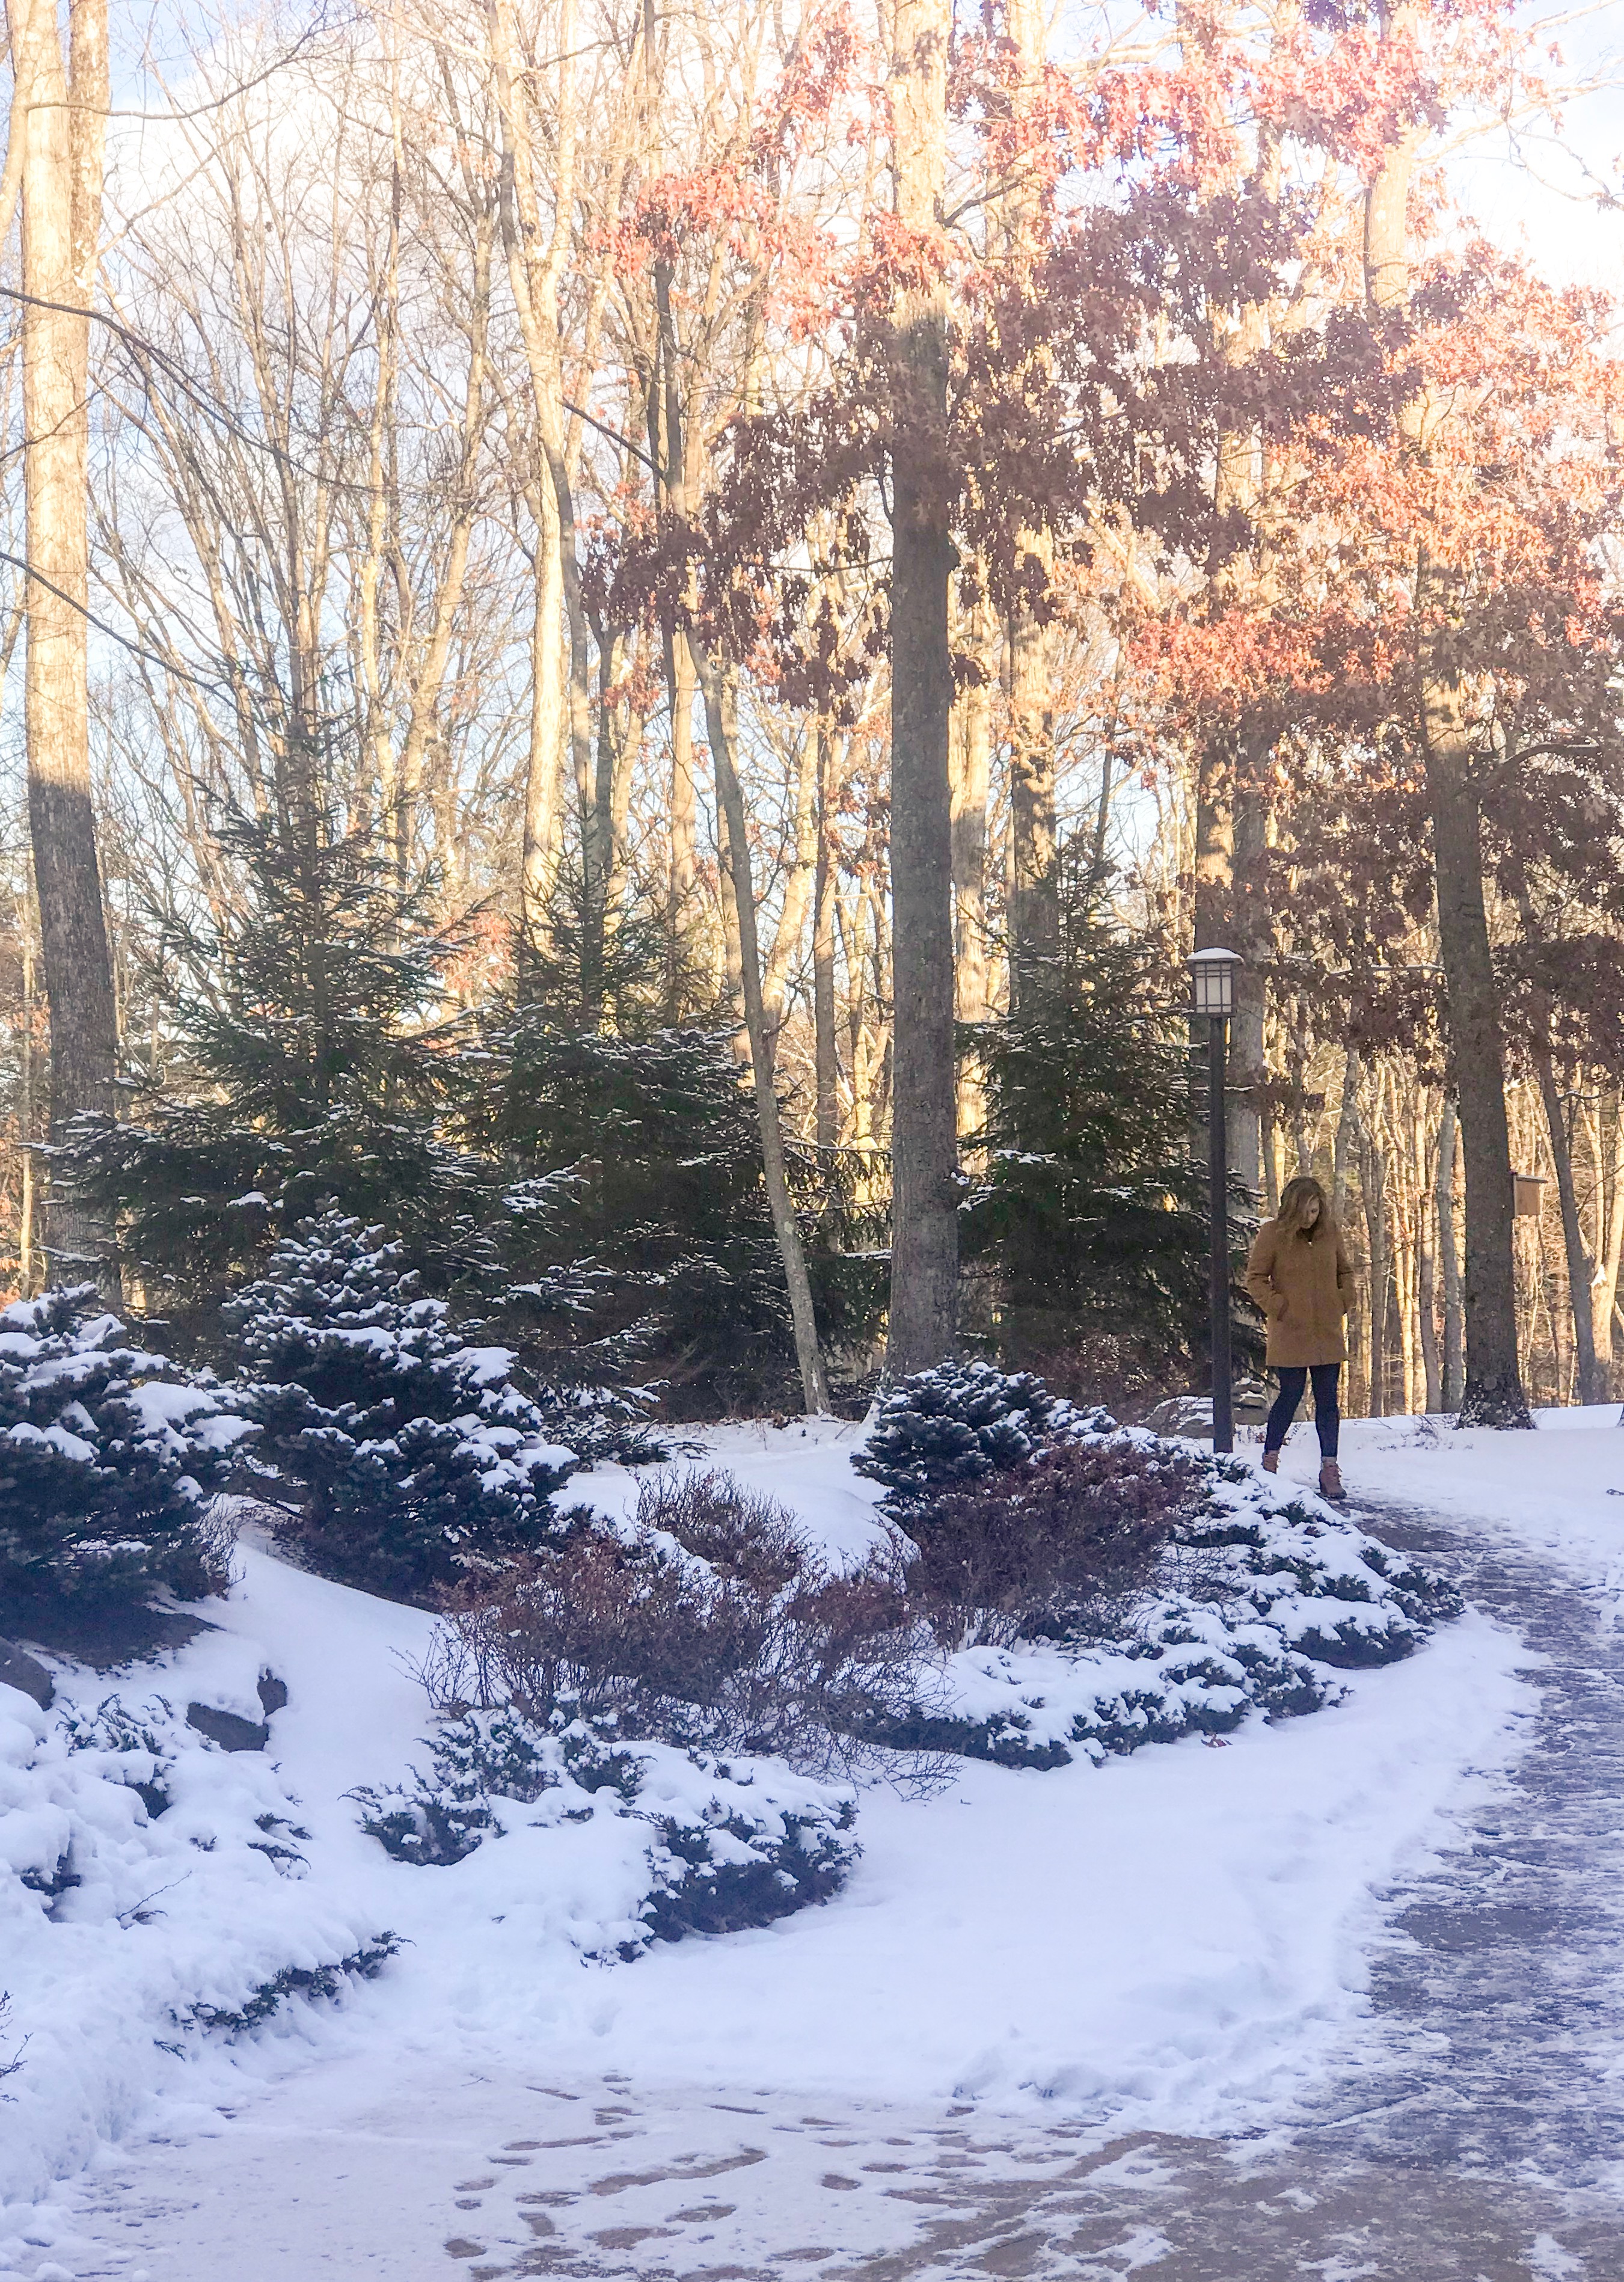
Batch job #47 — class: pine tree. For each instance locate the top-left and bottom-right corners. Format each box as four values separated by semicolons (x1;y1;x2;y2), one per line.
227;1211;581;1602
963;865;1208;1394
0;1286;245;1608
65;805;478;1345
465;1016;801;1417
853;1357;1101;1520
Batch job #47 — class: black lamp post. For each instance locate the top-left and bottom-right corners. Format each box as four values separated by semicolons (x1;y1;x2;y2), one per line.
1189;948;1242;1455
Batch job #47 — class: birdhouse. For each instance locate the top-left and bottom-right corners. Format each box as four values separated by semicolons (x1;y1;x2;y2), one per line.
1513;1173;1546;1218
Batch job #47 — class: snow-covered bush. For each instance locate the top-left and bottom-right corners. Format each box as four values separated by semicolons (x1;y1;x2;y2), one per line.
350;1699;859;1951
227;1212;582;1601
885;1452;1462;1768
907;1435;1206;1646
437;1471;934;1781
850;1369;1462;1770
0;1286;249;1612
854;1359;1114;1520
0;1679;397;2202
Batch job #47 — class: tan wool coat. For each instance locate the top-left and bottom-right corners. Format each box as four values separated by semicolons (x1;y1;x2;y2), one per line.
1244;1216;1355;1368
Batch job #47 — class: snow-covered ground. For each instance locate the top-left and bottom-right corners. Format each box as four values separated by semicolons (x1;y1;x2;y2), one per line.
1;1414;1581;2279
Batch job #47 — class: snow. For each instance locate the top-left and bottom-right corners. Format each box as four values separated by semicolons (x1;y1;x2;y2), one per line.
0;1414;1557;2278
1269;1406;1624;1619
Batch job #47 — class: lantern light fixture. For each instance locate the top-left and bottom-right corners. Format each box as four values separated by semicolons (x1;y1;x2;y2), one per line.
1187;945;1242;1019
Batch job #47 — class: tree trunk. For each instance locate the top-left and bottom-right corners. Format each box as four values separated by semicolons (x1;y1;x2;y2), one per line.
813;721;839;1153
664;627;698;1019
950;589;991;1144
884;0;958;1375
1436;1097;1465;1409
1361;1109;1388;1417
1332;1048;1364;1411
489;0;598;1016
1417;1105;1442;1410
14;0;120;1287
1363;41;1528;1427
1002;0;1058;1011
519;478;565;966
1007;581;1056;1007
1533;1047;1602;1405
691;643;830;1413
1598;1097;1624;1391
1424;685;1529;1423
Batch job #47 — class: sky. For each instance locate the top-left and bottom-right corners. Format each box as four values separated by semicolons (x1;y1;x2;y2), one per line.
1445;2;1622;295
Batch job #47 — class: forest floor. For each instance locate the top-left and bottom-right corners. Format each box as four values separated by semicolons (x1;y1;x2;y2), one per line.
11;1415;1624;2278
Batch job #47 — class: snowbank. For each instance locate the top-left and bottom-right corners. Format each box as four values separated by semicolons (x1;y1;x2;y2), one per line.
0;1422;1531;2243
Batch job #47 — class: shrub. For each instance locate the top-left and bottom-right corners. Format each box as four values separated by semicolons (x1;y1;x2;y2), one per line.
853;1358;1112;1520
434;1470;937;1782
181;1939;401;2034
350;1699;859;1950
226;1212;581;1601
907;1437;1207;1647
0;1287;247;1612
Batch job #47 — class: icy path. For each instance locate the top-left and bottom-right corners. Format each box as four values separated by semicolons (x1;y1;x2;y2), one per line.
25;1483;1624;2280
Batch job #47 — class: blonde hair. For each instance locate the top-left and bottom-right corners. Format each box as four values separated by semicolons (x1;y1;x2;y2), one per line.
1278;1174;1331;1237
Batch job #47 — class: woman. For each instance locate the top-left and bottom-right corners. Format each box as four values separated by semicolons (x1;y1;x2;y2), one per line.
1244;1174;1354;1498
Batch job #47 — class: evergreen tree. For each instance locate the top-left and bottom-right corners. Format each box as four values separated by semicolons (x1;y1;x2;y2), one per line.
853;1358;1103;1521
228;1211;580;1602
962;863;1208;1394
66;803;477;1347
464;1016;801;1417
0;1286;246;1608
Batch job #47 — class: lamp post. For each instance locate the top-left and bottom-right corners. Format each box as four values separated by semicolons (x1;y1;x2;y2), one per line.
1189;948;1242;1455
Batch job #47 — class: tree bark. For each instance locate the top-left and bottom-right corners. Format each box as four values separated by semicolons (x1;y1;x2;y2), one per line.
950;587;991;1144
691;643;830;1413
1417;1105;1442;1410
1533;1048;1603;1405
14;0;120;1287
1436;1096;1465;1409
884;0;958;1375
813;722;839;1153
1000;0;1057;1011
1359;1100;1388;1418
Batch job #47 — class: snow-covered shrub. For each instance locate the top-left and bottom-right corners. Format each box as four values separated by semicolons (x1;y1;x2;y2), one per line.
0;1287;249;1612
350;1699;859;1951
854;1359;1114;1520
849;1369;1462;1770
884;1450;1460;1768
907;1436;1206;1646
1;1681;397;2200
437;1471;936;1782
226;1212;582;1601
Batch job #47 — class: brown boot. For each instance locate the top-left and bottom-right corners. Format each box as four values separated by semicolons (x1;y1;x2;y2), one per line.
1319;1459;1344;1500
1261;1449;1280;1474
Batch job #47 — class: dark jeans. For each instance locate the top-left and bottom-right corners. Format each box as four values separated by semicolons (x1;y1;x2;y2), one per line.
1265;1363;1341;1458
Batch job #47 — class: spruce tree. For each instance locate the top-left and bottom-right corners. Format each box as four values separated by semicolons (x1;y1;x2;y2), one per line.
963;862;1207;1393
0;1286;245;1608
227;1211;580;1601
66;803;477;1347
464;1016;796;1417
